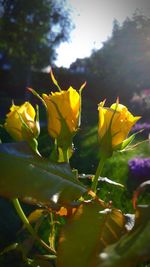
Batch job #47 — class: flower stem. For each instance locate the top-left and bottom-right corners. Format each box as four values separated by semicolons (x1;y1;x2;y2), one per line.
62;148;69;163
49;212;56;251
12;198;56;255
91;157;106;193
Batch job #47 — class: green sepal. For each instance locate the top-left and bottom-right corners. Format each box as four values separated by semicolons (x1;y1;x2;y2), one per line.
114;130;143;151
16;111;40;155
50;100;75;153
50;68;62;92
98;130;113;159
78;81;86;127
28;87;47;109
49;139;59;162
35;104;40;127
57;145;74;163
17;112;35;139
29;138;41;156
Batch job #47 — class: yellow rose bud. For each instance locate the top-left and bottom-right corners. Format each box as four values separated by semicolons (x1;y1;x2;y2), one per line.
98;100;141;156
4;102;40;141
42;87;80;139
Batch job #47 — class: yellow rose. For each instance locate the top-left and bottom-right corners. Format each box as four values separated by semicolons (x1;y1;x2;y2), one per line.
42;87;80;139
4;102;40;141
98;100;141;155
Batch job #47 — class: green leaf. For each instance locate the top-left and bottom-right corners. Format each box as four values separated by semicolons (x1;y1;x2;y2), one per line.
57;200;126;267
97;205;150;267
0;142;86;207
29;258;54;267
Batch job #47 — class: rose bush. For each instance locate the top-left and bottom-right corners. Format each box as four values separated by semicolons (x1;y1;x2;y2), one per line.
0;71;149;267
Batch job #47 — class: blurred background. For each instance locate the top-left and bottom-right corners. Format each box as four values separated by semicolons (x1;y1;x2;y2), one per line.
0;0;149;169
0;2;150;174
0;0;150;122
0;1;150;263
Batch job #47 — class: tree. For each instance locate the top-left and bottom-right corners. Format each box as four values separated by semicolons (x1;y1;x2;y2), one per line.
89;12;150;98
0;0;72;88
71;12;150;105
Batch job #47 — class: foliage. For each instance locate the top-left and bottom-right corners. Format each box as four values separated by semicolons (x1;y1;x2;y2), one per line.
0;72;149;267
0;0;71;67
130;89;150;120
0;142;86;206
0;0;72;87
97;205;150;267
71;12;150;104
71;125;149;174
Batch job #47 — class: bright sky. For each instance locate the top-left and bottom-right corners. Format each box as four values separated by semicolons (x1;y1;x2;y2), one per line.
54;0;150;68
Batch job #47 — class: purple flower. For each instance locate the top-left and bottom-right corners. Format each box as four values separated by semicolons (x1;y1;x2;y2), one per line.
128;157;150;179
127;157;150;191
131;122;150;137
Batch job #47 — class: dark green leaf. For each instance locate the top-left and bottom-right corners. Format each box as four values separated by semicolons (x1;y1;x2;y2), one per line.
0;142;86;207
57;200;126;267
29;258;54;267
97;206;150;267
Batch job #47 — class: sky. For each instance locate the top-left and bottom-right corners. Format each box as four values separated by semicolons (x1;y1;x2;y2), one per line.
54;0;150;68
